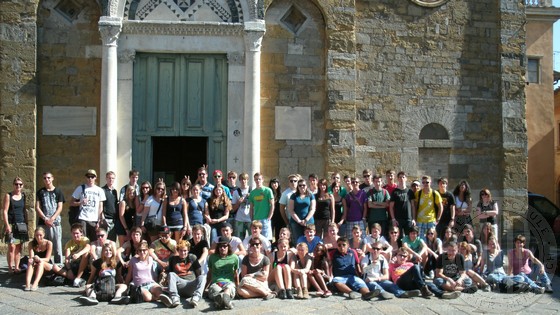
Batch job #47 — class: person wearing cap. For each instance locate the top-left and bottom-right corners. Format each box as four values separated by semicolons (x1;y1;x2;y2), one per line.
207;236;239;310
161;240;206;308
212;170;232;200
411;180;421;194
389;172;416;237
70;169;106;243
149;225;177;276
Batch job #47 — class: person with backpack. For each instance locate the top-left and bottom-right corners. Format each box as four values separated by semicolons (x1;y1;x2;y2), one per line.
413;175;443;240
79;243;129;305
70;169;106;243
232;173;252;239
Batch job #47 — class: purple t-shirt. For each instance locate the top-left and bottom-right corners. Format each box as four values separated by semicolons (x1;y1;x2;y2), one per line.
345;190;367;222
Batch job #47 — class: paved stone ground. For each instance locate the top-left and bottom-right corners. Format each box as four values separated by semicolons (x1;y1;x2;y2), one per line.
0;255;559;314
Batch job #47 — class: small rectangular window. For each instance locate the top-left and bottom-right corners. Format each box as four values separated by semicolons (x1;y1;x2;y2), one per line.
527;58;540;84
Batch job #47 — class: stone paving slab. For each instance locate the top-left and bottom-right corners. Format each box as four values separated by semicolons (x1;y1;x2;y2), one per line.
0;255;559;315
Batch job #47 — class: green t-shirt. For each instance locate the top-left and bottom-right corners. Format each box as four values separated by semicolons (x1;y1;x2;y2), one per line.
208;253;239;284
366;188;391;222
248;187;274;220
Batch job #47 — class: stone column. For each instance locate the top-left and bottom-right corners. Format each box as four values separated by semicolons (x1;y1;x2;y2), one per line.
243;21;265;181
98;16;122;175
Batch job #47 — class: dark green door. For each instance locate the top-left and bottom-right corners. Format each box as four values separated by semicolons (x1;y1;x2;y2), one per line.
132;54;227;183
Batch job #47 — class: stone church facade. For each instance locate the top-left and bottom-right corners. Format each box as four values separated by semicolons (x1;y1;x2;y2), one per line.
1;0;528;234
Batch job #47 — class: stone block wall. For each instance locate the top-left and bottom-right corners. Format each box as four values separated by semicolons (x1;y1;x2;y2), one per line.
0;0;38;236
35;0;102;234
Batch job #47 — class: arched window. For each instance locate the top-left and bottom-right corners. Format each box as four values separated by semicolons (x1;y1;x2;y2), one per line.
419;123;449;140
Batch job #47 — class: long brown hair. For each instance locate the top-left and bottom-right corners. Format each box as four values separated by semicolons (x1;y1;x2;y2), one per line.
209;184;232;211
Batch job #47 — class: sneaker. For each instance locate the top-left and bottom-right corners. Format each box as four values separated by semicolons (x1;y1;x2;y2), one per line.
425;270;434;280
278;289;287;300
296;287;303;299
302;288;310;299
398;289;421;298
24;286;31;292
222;293;233;310
441;291;461;299
110;296;130;305
462;285;478;294
531;286;545;294
362;289;380;301
73;278;86;288
348;291;361;299
420;285;433;298
286;289;294;299
544;283;554;293
78;296;99;306
379;291;393;300
188;296;199;308
159;294;173;308
214;293;224;309
170;296;181;308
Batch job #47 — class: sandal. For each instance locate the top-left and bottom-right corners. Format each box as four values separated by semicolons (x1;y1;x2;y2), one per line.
323;290;332;297
24;286;31;291
316;290;325;296
31;286;38;291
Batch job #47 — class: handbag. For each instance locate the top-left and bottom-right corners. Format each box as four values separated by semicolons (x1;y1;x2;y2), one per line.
129;284;143;303
15;222;28;236
144;200;162;232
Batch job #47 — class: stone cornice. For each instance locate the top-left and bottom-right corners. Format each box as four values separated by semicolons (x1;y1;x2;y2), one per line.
122;21;244;36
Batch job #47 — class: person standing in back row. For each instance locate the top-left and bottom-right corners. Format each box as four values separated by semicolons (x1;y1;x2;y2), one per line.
413;175;442;240
71;170;106;242
36;171;65;264
102;171;119;241
249;173;275;241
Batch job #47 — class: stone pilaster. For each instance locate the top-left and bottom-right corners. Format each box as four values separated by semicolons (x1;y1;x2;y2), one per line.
99;16;122;175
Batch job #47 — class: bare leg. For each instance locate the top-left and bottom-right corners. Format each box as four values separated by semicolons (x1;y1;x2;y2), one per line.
76;254;89;279
25;262;34;288
14;244;22;271
283;265;292;289
7;243;16;271
32;262;45;288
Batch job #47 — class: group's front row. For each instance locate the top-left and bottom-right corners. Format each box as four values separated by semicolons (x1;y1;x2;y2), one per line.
23;222;553;310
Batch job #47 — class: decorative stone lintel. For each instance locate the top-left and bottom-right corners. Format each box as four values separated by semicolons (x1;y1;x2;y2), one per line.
227;52;244;65
99;16;122;47
122;21;244;36
118;49;136;63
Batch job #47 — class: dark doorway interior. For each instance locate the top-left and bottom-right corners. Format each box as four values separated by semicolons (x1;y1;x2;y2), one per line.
152;136;208;185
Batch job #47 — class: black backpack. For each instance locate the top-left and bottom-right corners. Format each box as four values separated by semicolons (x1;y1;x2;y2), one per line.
498;278;530;293
95;275;116;301
68;184;85;225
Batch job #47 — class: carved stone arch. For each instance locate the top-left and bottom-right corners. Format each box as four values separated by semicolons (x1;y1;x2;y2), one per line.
419;123;449;140
402;106;462;145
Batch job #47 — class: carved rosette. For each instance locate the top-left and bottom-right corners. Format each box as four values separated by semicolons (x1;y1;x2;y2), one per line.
99;17;123;47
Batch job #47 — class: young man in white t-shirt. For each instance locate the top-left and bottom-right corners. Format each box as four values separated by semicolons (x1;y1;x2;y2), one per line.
71;169;106;242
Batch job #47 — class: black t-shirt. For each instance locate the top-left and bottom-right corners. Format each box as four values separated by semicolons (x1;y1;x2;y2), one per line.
102;185;118;219
390;188;414;220
436;252;465;279
439;191;455;223
36;187;66;225
189;239;209;260
168;254;201;280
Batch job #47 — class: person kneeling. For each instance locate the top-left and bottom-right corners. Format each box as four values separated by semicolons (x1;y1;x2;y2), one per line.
79;243;129;305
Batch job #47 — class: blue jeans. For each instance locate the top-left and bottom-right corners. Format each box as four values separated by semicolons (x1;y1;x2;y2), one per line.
512;270;551;289
332;275;368;291
434;276;473;289
259;219;272;240
485;271;507;285
376;280;406;297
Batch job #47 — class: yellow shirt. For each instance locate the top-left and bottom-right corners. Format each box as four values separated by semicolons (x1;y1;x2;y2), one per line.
64;236;90;255
415;189;442;223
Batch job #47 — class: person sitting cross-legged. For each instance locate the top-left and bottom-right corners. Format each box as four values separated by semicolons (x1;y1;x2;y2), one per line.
328;237;379;300
160;240;206;308
207;237;239;310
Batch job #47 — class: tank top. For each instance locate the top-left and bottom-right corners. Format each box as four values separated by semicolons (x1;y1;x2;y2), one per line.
187;198;205;226
478;200;496;225
273;251;289;268
314;194;332;220
509;248;531;275
166;196;184;226
8;193;25;224
131;256;154;286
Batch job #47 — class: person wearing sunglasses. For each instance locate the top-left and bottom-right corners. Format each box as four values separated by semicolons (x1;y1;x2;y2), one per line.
476;188;499;240
432;241;469;298
140;180;166;243
232;173;252;239
413;175;443;241
363;241;412;299
328;237;379;300
288;179;316;243
125;240;165;303
237;237;275;300
248;172;275;241
70;169;106;243
89;227;118;264
279;174;301;227
341;177;366;240
195;166;214;201
207;237;239;310
3;177;27;274
211;170;232;199
389;171;415;238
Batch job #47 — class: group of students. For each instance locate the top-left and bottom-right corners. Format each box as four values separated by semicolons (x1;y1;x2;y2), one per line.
1;167;555;310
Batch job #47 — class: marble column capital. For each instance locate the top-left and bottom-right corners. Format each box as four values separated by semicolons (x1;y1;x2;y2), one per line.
99;16;123;47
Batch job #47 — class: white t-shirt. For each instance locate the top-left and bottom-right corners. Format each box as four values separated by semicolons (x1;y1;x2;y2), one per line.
279;188;296;220
144;195;164;225
232;188;251;223
363;255;388;282
364;235;390;248
73;184;106;221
